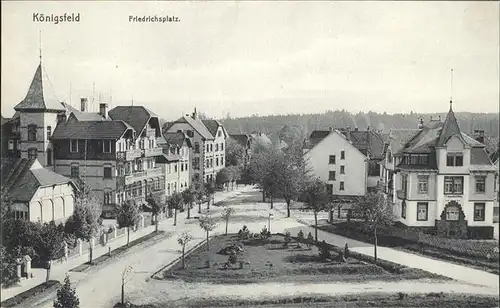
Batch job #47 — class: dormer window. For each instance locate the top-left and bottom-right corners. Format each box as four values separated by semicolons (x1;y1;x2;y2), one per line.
446;153;463;166
218;130;222;137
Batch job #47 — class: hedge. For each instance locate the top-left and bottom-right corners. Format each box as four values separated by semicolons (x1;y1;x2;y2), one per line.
1;280;61;307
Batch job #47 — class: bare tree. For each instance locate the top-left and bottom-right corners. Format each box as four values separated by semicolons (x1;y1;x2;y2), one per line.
221;207;236;235
177;231;194;269
198;212;217;250
355;186;395;261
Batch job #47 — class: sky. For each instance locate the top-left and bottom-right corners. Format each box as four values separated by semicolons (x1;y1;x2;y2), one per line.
1;1;499;120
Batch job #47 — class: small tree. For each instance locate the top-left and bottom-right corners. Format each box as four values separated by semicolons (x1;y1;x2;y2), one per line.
302;179;331;242
221;207;236;235
199;213;217;251
226;137;246;167
146;192;163;232
0;245;19;287
65;179;102;263
283;231;291;248
167;192;183;226
216;168;231;191
204;182;216;209
194;181;206;214
306;232;314;249
355;185;395;261
182;187;195;219
177;231;194;269
36;222;66;282
318;240;331;261
116;200;140;247
53;275;80;308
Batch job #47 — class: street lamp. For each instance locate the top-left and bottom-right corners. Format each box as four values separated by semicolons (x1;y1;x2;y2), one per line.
121;265;134;305
268;212;273;233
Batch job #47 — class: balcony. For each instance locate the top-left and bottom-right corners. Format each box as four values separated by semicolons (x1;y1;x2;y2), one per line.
123;167;163;185
145;128;156;138
143;147;164;157
146;167;163;177
396;190;407;200
117;149;142;161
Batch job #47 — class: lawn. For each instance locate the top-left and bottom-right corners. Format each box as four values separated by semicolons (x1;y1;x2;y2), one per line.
116;293;500;308
161;232;442;284
318;221;500;274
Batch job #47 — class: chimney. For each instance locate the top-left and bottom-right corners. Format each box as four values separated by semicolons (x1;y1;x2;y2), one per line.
329;127;333;131
417;118;424;129
99;103;108;119
57;113;67;124
474;129;485;144
192;107;198;120
438;115;441;121
354;127;359;131
80;97;88;112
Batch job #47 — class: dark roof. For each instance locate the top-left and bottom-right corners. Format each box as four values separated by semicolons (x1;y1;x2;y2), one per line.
174;116;214;140
436;103;465;147
491;150;499;164
304;130;331;149
229;134;250;148
250;133;273;148
51;120;133;140
163;132;190;147
1;158;73;202
108;106;158;136
62;103;107;121
14;64;65;112
202;119;220;137
470;147;493;165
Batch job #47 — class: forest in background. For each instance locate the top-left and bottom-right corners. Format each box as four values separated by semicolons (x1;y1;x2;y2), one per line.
219;110;499;148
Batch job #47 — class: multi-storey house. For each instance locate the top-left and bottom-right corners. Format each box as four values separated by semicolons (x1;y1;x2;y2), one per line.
303;127;385;219
158;131;192;195
229;134;252;165
166;109;227;183
1;157;77;224
381;103;497;239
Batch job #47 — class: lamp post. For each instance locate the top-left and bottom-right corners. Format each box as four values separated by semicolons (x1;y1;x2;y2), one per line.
268;212;273;233
121;265;133;305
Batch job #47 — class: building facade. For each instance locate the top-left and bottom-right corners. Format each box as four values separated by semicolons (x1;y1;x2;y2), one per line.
381;103;497;239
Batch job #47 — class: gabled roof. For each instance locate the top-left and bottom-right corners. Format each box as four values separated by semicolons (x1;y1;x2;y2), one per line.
304;130;331;149
173;116;214;140
470;147;493;165
250;133;273;148
163;131;192;148
62;102;107;121
108;106;158;136
14;64;65;112
436;102;466;147
388;129;421;155
229;134;251;148
51;120;133;140
202;119;219;137
1;158;73;202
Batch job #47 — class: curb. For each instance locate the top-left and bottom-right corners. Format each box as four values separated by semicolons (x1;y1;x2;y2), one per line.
150;238;207;280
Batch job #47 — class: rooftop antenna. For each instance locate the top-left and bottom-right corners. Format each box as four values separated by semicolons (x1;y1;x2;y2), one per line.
69;82;72;107
449;68;454;109
92;82;96;112
131;94;134;106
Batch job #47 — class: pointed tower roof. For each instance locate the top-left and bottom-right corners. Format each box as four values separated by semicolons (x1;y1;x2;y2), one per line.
436;101;465;147
14;64;65;112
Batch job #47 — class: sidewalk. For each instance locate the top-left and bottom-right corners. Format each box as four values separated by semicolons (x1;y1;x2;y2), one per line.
1;185;253;302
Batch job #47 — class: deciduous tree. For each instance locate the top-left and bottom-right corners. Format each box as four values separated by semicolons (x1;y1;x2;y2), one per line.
146;192;163;232
53;275;80;308
36;222;66;282
204;182;216;210
116;200;140;247
355;185;395;260
226;137;246;167
198;213;217;250
0;244;19;287
302;180;331;242
167;192;183;226
216;168;231;191
221;207;236;235
177;231;194;269
182;187;195;219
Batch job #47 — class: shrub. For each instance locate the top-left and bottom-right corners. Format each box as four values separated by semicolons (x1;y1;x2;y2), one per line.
228;253;238;264
260;226;271;239
397;292;407;300
306;232;314;249
238;225;250;240
53;275;80;308
318;240;331;261
283;231;291;248
297;230;304;241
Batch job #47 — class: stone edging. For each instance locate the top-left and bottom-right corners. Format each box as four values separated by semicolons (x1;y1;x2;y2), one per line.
150;238;207;280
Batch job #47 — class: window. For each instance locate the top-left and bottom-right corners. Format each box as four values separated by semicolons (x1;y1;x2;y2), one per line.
104;191;112;205
46;126;51;139
216;157;219;166
340;166;345;174
194;157;200;170
221;143;224;151
339;181;345;190
474;203;485;221
475;176;486;194
326;184;333;195
387;152;393;163
218;131;222;137
401;174;408;192
70;165;79;178
446;206;460;221
194;142;200;153
104;167;112;178
181;163;184;172
28;148;37;159
103;140;112;153
210;144;213;152
329;155;336;164
27;124;37;141
446;153;463;166
444;176;463;194
401;201;407;219
417;202;428;221
418;176;428;194
329;171;336;181
215;144;219;152
340;150;345;160
70;139;78;153
174;164;177;172
8;140;14;150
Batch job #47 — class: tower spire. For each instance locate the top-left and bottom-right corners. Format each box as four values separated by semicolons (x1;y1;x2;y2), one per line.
39;29;42;64
449;68;454;110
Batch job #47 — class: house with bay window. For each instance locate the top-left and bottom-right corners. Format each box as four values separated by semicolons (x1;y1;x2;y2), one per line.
381;102;497;239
